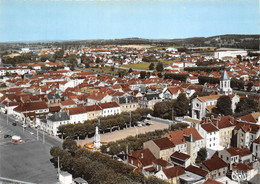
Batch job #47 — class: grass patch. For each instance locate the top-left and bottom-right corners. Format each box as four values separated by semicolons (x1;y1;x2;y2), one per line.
87;67;127;75
120;62;151;70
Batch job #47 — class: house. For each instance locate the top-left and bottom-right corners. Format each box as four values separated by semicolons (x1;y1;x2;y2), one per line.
46;94;61;107
138;93;162;109
152;158;173;172
66;106;88;123
87;92;112;105
161;86;184;100
196;122;220;150
180;165;208;184
84;104;102;120
46;112;70;136
232;163;257;181
118;96;139;112
209;115;236;148
203;178;223;184
143;137;174;162
60;100;77;109
128;148;156;175
99;102;120;117
218;147;239;165
252;136;260;159
170;151;190;168
201;155;228;180
232;121;260;149
155;165;185;184
13;101;49;119
166;127;205;163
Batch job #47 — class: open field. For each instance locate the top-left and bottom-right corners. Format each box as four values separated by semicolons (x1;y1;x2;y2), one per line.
77;121;169;147
87;67;128;75
120;59;180;70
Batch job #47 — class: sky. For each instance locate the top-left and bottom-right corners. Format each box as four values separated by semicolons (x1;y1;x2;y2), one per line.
0;0;259;42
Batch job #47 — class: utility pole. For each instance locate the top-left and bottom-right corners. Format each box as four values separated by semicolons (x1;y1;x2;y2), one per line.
129;111;131;128
6;101;9;125
37;128;38;141
43;131;45;144
170;106;174;130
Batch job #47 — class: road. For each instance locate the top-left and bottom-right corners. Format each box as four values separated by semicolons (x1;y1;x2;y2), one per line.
114;65;154;72
0;113;62;184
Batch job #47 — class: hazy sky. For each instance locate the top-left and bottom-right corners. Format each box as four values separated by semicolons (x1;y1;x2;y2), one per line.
0;0;259;42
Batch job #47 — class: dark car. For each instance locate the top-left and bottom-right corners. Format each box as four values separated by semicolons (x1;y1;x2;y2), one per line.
4;134;11;138
12;122;17;126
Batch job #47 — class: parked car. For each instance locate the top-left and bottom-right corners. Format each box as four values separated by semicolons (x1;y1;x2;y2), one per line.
12;122;17;126
4;134;11;138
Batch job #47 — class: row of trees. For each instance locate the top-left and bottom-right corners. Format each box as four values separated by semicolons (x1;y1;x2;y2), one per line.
58;108;152;139
164;73;188;82
101;122;189;157
184;66;224;72
50;140;167;184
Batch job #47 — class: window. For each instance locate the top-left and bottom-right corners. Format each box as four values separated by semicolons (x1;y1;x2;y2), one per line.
227;157;229;161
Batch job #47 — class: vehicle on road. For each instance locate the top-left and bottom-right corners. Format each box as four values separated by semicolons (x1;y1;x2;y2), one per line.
22;124;27;128
12;122;17;126
4;134;12;138
30;132;34;135
12;135;21;142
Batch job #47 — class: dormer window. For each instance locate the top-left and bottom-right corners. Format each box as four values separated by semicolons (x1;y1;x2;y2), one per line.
141;153;143;158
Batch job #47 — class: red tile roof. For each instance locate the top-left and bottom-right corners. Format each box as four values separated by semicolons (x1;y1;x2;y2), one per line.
186;165;208;177
201;123;218;133
153;158;172;167
233;163;253;171
66;107;87;115
168;127;203;146
129;148;156;168
203;178;223;184
202;156;228;171
171;151;190;160
153;137;174;150
163;166;185;179
99;102;119;109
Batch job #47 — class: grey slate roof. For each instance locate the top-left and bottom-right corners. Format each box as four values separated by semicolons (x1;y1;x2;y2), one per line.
48;112;70;122
220;70;229;80
143;93;161;101
118;96;137;104
47;94;61;100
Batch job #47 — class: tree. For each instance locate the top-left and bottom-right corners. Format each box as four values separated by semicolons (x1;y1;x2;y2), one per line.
149;63;155;70
235;96;259;115
140;71;146;79
247;82;253;92
195;148;207;164
173;93;189;116
128;68;133;73
156;61;164;72
213;95;232;115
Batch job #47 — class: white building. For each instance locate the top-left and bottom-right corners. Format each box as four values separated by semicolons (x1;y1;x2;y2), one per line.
197;123;221;150
46;112;70;136
214;50;247;60
99;102;120;117
67;107;88;123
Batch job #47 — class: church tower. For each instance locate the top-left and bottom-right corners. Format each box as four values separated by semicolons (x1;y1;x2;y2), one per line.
219;70;232;95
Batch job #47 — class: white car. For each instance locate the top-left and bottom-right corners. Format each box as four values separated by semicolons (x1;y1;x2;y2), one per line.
30;132;34;135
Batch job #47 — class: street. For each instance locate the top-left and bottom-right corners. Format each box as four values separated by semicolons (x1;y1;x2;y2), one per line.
0;113;62;184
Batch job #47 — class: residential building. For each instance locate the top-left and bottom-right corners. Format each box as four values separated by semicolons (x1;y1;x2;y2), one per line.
66;106;88;123
166;127;205;163
118;96;139;112
201;155;228;180
155;166;185;184
143;137;174;162
46;94;61;107
99;102;120;117
170;151;190;168
84;104;102;120
46;112;70;136
128;148;156;176
252;136;260;159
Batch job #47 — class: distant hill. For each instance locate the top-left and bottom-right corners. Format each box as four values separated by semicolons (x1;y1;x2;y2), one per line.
0;34;259;51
